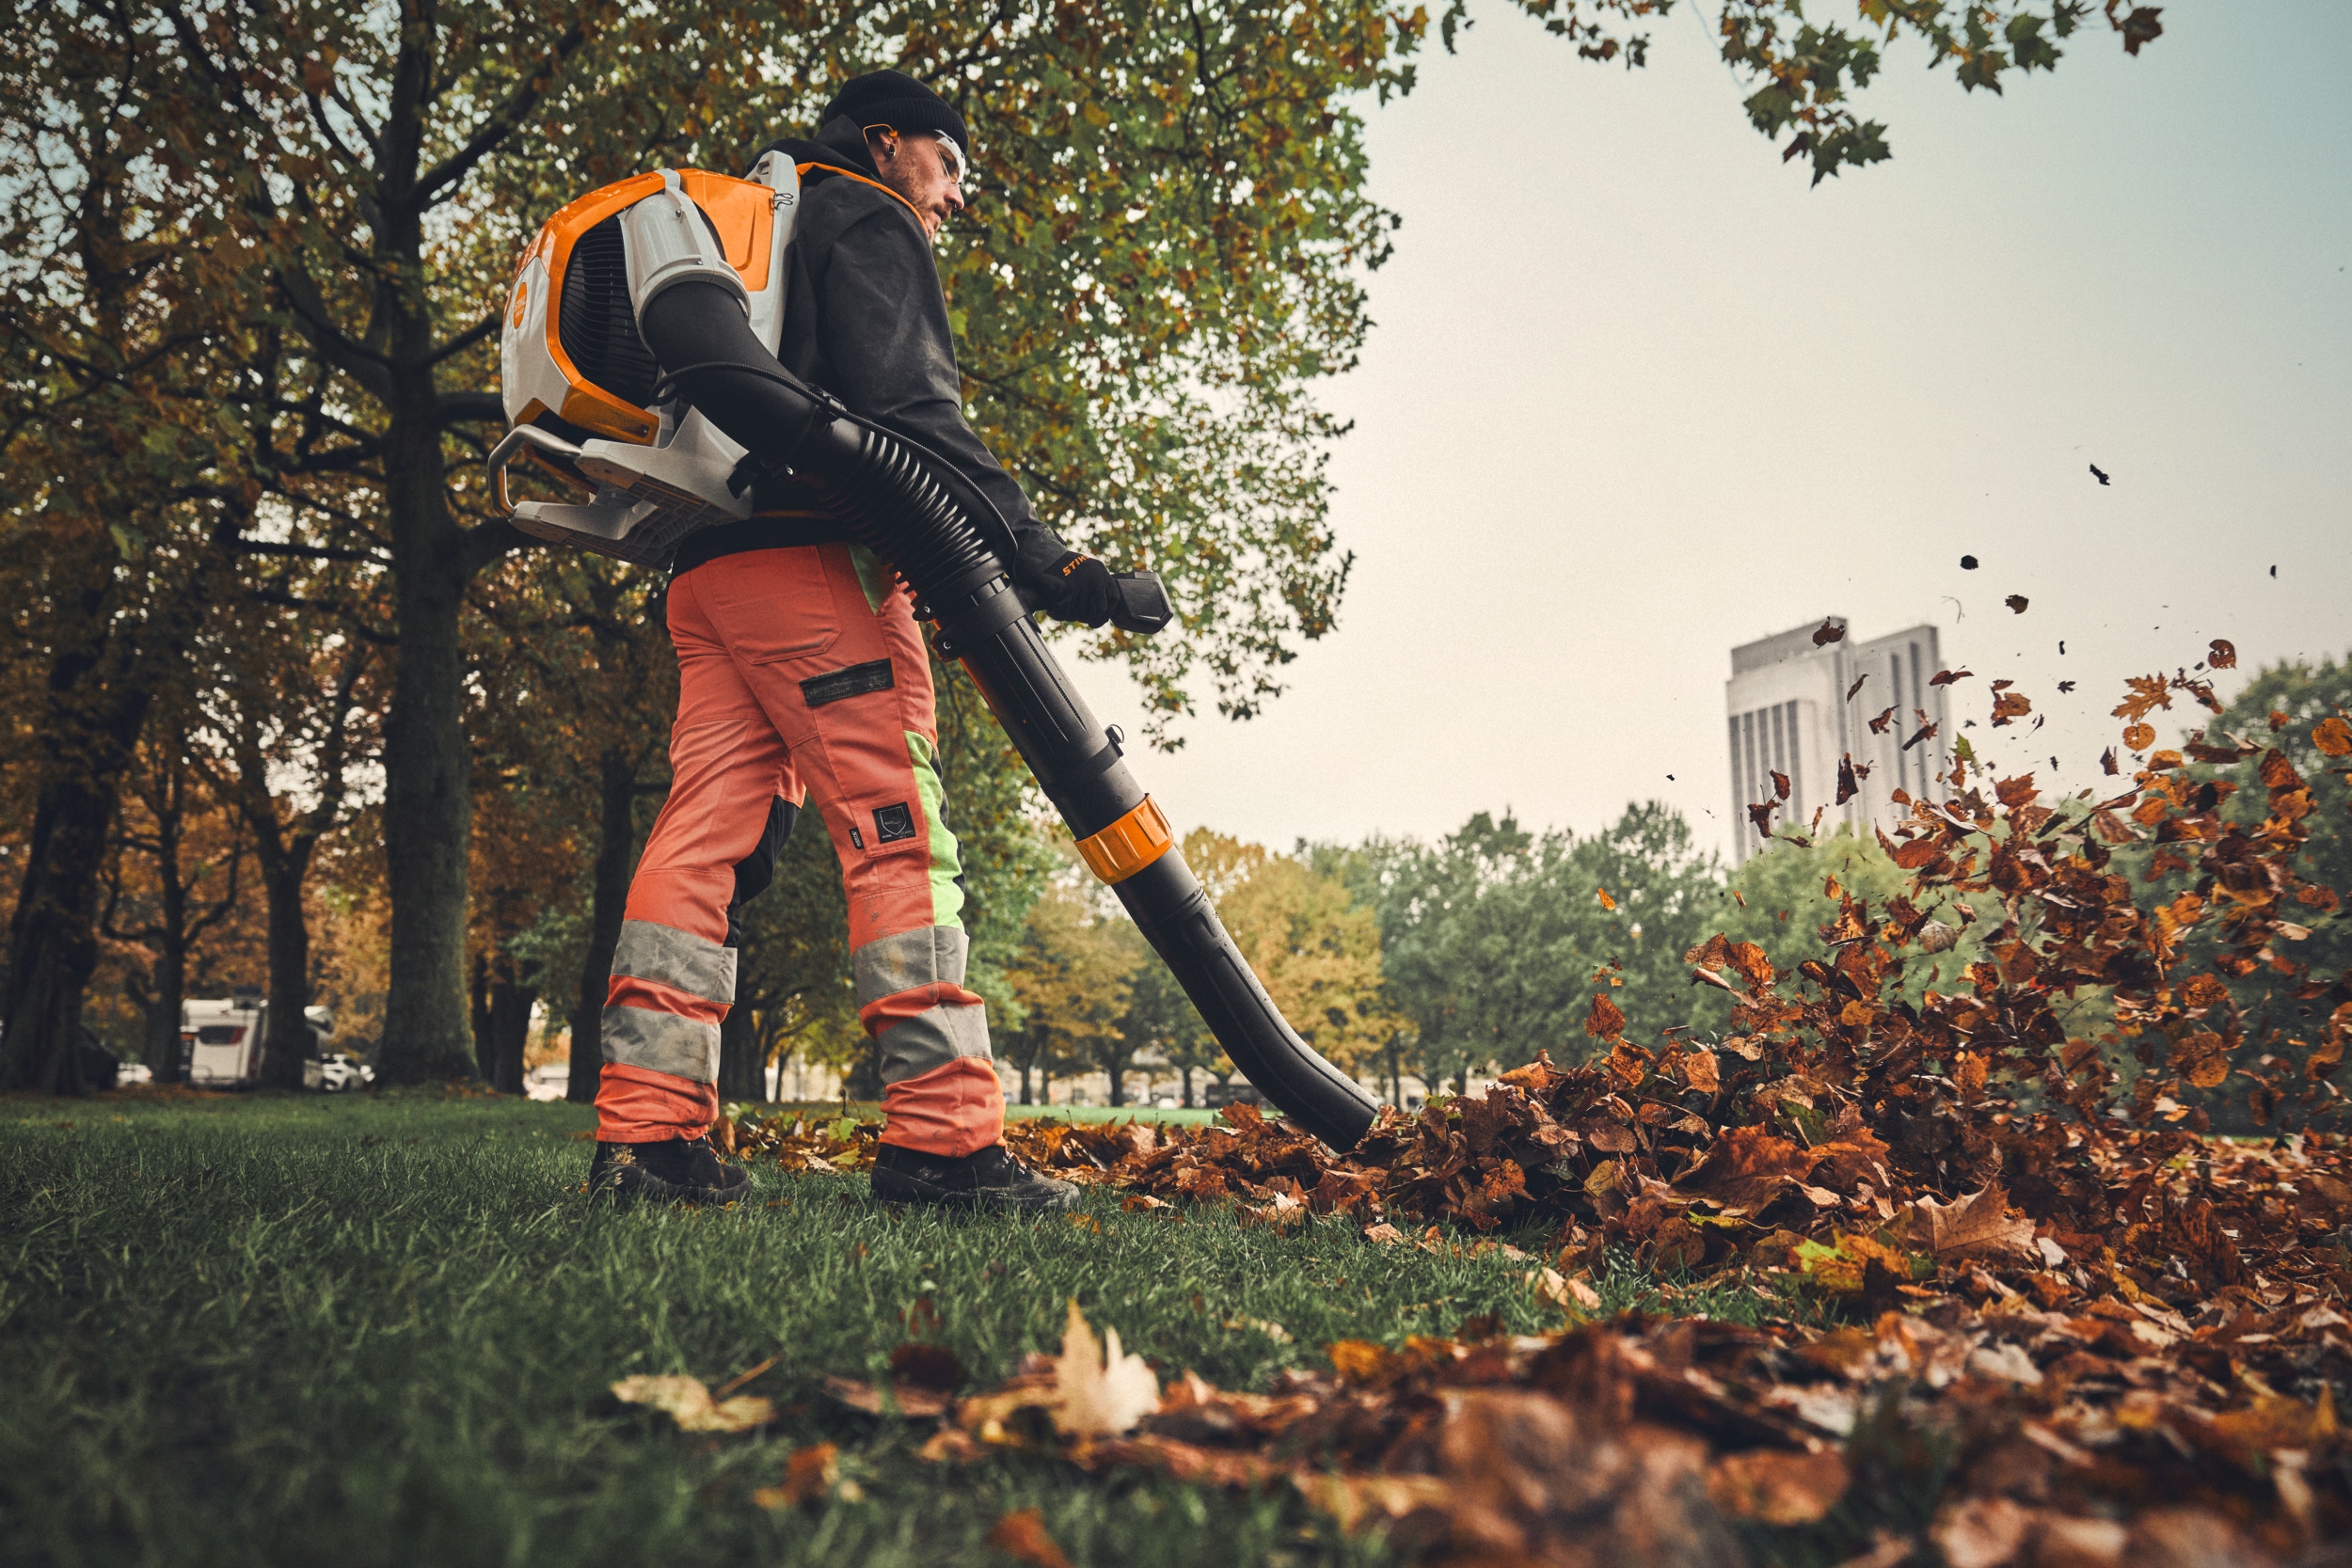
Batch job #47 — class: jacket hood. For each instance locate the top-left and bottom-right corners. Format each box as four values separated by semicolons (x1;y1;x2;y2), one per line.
756;115;880;182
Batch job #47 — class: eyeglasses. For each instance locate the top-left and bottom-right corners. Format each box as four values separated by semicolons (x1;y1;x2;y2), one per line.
930;131;966;187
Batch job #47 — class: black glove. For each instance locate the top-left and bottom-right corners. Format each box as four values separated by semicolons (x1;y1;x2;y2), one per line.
1035;551;1120;628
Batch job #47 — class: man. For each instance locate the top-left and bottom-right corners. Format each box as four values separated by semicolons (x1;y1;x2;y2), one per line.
588;70;1116;1210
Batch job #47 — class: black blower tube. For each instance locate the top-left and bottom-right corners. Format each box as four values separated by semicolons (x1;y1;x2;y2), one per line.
641;281;1376;1150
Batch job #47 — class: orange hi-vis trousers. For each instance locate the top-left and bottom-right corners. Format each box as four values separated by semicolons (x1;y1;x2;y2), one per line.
594;544;1006;1157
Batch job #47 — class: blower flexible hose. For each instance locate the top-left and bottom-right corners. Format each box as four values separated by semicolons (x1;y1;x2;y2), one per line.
640;281;1378;1150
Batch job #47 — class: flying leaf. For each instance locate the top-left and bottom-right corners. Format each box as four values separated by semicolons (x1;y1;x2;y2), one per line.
1991;689;2032;727
1596;885;1616;911
1771;768;1791;801
2004;594;2028;614
611;1374;775;1433
2112;673;2173;723
2313;717;2352;758
1812;618;1846;645
1049;1300;1160;1436
1847;673;1868;700
2122;722;2155;752
2171;1030;2231;1089
2208;639;2237;670
1909;1184;2036;1262
2113;4;2164;55
1867;705;1899;735
1584;992;1627;1040
1930;669;1974;687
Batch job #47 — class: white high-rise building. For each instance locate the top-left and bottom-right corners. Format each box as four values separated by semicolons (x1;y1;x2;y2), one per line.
1724;618;1954;867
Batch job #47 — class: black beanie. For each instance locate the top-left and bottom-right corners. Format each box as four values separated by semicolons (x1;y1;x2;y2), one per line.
820;69;970;156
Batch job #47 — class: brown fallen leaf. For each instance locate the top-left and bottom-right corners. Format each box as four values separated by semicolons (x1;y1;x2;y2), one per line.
751;1442;838;1509
1910;1185;2037;1263
610;1374;774;1433
820;1372;951;1419
986;1508;1075;1568
1933;1494;2033;1568
1050;1299;1160;1436
1362;1222;1405;1245
1706;1446;1851;1526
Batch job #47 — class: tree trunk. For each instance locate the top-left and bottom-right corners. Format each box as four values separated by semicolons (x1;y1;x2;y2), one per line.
1105;1056;1124;1107
142;960;186;1085
0;552;151;1094
488;968;533;1095
716;997;763;1102
143;810;192;1085
846;1037;882;1104
470;952;495;1084
568;747;639;1105
1019;1057;1033;1105
375;414;477;1083
1181;1066;1193;1109
257;853;316;1090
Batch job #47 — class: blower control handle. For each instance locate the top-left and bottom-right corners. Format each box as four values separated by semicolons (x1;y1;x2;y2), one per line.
1109;570;1174;636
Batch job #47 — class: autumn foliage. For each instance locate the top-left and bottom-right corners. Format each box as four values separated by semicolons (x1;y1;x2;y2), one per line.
726;684;2352;1562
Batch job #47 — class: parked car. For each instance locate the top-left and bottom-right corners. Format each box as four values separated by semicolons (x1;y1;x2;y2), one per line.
118;1061;152;1085
1200;1079;1265;1109
304;1052;373;1092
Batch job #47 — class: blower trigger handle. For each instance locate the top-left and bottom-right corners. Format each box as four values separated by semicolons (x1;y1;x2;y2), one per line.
1108;569;1174;636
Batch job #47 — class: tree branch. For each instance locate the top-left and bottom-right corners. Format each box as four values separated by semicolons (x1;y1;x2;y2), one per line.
416;17;595;206
435;388;506;427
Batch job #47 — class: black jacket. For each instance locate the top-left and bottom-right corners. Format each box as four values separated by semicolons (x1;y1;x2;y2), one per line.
670;117;1067;583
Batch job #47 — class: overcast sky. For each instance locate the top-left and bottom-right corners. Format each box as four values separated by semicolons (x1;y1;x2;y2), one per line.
1066;0;2352;863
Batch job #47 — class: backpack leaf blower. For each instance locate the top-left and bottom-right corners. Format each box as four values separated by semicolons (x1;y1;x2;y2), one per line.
488;160;1378;1151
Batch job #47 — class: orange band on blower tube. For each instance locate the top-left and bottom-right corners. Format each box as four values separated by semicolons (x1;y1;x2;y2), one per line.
1074;797;1174;884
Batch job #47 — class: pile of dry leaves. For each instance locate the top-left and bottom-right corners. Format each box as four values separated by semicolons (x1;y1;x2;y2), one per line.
720;672;2352;1563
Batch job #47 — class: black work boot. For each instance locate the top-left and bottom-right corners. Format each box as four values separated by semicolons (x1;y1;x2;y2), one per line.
587;1135;751;1206
869;1142;1080;1212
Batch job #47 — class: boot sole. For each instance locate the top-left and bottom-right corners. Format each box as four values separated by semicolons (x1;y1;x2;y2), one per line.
869;1169;1080;1213
589;1165;751;1208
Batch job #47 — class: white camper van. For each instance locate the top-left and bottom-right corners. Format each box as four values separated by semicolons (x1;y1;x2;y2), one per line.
183;993;347;1087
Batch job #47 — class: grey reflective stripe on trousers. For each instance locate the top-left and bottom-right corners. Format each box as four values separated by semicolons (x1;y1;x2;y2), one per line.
876;1004;992;1086
603;1005;722;1084
612;919;737;1003
852;926;968;1005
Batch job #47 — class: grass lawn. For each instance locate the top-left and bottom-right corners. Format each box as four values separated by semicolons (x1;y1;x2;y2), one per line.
0;1091;1747;1568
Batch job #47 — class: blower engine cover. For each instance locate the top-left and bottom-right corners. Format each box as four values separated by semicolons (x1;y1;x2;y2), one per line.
491;157;801;566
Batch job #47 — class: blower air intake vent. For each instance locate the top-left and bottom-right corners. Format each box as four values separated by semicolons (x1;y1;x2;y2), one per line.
558;215;660;415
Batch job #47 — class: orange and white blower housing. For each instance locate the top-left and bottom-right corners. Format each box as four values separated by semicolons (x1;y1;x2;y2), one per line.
490;153;801;566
